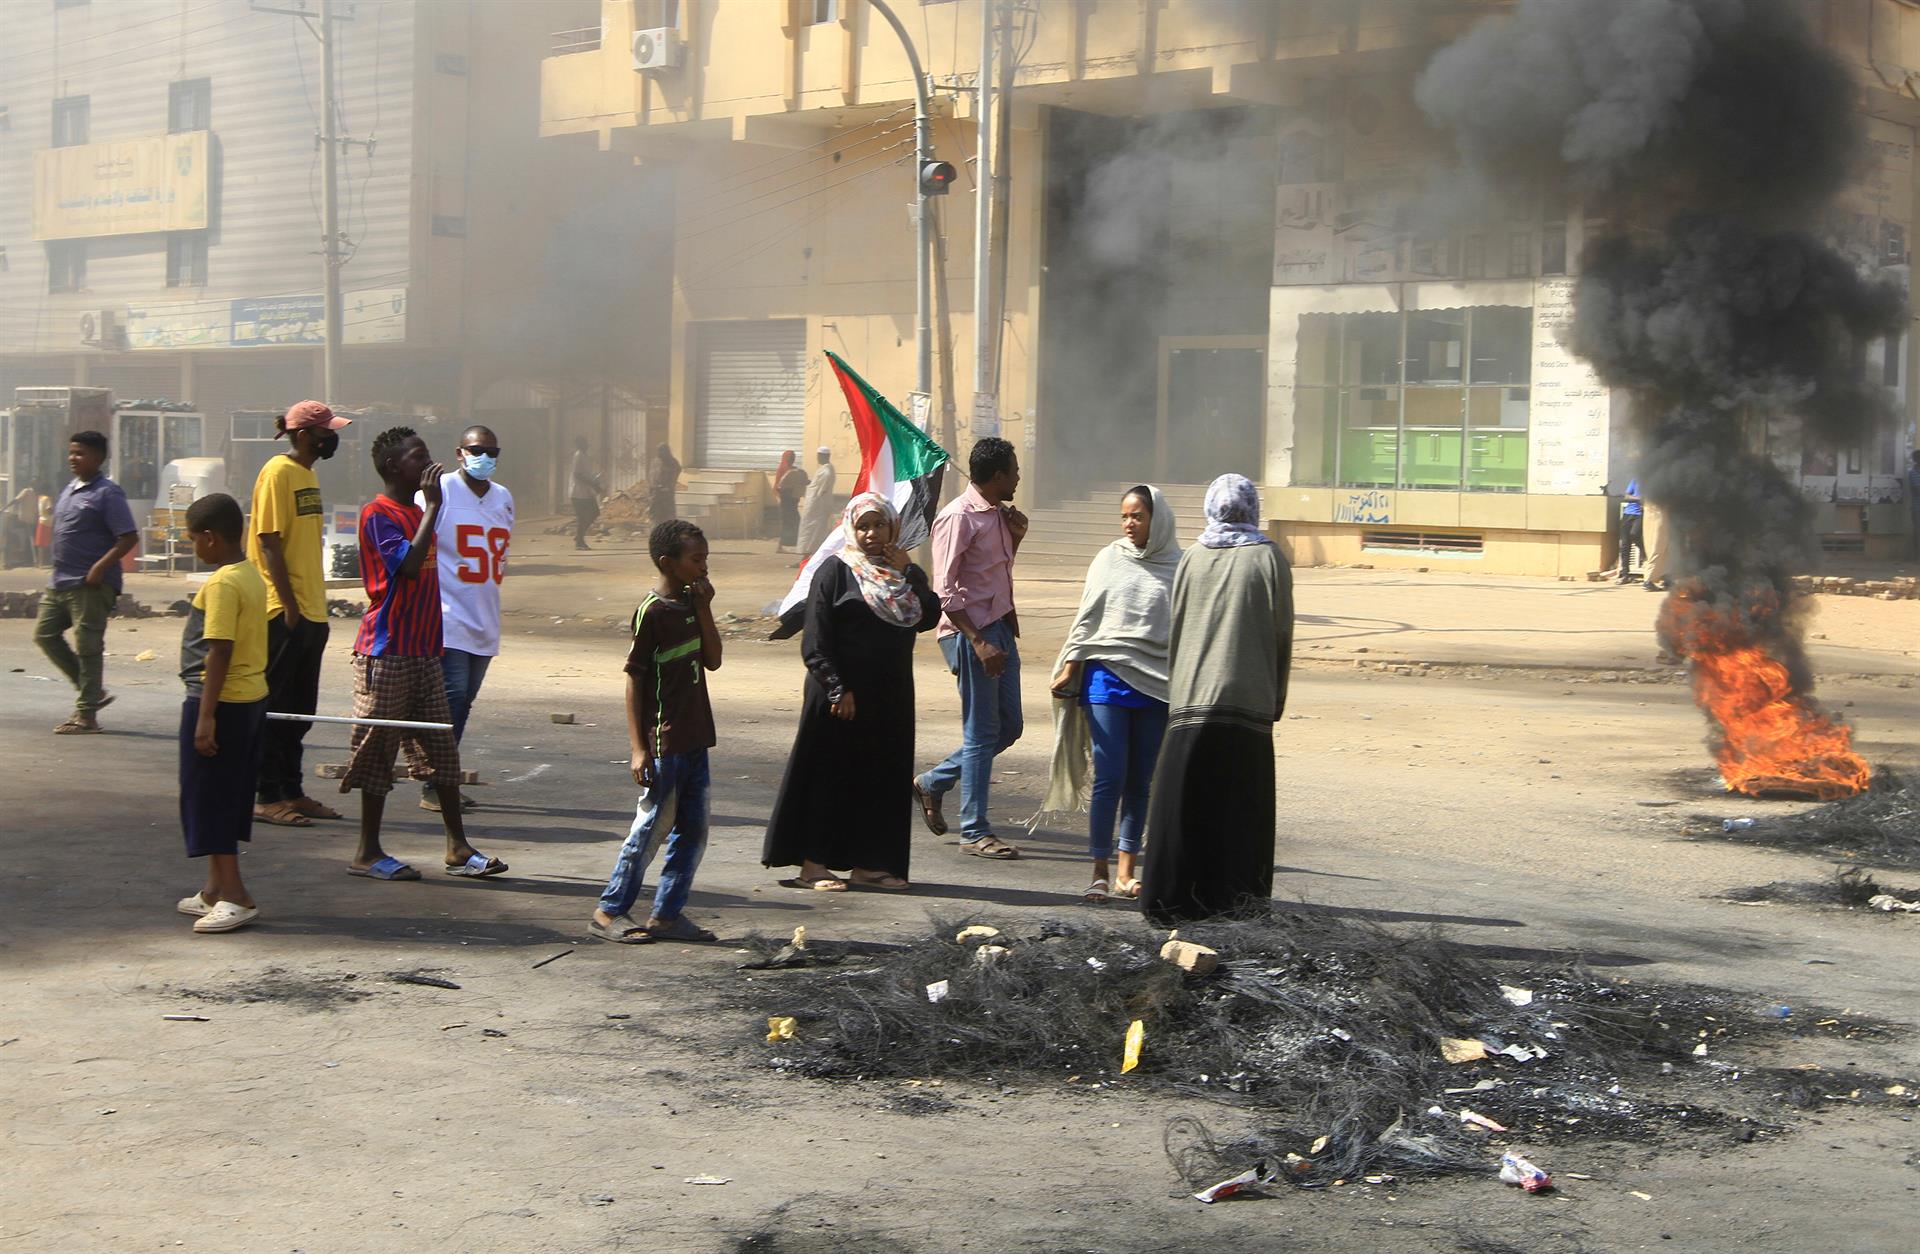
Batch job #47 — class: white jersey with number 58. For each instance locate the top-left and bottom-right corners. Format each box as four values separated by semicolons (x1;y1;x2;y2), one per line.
424;475;514;657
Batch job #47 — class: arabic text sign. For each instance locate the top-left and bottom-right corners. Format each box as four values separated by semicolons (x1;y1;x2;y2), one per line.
231;290;408;347
33;132;209;241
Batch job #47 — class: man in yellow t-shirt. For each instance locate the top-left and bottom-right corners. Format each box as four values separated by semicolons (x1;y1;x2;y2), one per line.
248;399;352;828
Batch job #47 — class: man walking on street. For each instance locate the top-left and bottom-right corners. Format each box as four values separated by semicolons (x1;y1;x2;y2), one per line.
250;400;352;827
795;445;837;559
571;437;603;551
421;424;514;812
36;430;139;734
914;437;1028;860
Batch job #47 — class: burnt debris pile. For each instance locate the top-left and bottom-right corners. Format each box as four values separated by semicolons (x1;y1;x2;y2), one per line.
749;912;1910;1188
1709;769;1920;866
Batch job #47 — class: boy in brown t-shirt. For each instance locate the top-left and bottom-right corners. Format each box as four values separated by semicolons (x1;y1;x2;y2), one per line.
590;519;723;944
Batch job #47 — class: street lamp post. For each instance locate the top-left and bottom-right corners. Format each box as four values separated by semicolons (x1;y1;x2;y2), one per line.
866;0;934;405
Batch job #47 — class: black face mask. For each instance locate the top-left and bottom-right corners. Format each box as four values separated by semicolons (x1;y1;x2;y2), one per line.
314;431;340;460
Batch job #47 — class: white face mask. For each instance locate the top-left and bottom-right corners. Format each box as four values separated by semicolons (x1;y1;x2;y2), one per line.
462;452;497;481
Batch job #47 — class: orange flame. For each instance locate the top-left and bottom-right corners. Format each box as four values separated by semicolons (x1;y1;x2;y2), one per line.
1659;590;1869;801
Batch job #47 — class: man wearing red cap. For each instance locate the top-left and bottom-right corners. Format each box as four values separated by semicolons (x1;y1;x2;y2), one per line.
249;400;351;827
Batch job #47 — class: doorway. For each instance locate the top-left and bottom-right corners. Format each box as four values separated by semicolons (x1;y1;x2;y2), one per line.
1157;337;1265;484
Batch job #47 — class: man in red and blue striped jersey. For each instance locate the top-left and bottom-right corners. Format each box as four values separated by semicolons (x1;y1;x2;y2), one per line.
338;425;508;884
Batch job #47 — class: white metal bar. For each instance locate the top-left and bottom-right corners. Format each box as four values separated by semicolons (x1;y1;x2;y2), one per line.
265;712;452;731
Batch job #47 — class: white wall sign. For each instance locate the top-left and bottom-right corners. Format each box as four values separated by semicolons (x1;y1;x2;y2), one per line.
1527;277;1610;496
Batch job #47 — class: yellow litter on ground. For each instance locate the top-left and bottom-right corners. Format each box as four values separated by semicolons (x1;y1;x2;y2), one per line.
1121;1019;1145;1073
766;1016;797;1043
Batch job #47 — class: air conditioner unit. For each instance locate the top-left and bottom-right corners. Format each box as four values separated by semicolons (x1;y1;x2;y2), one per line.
79;309;120;348
631;26;680;73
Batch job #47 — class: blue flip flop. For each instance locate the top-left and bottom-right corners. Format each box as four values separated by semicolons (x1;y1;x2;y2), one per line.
446;852;508;878
348;856;420;881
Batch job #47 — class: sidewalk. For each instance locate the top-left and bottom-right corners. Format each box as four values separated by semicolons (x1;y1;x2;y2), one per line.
6;515;1916;677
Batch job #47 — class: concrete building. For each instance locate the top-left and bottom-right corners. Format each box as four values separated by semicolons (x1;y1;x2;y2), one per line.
540;0;1917;567
1;0;669;513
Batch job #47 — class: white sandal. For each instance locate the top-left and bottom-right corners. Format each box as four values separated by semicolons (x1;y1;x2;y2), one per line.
193;901;258;933
1083;878;1112;903
176;892;215;917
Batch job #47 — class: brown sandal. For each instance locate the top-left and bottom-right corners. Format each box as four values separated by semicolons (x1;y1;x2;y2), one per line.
912;779;948;837
53;717;101;735
287;795;343;820
254;801;313;828
850;871;910;891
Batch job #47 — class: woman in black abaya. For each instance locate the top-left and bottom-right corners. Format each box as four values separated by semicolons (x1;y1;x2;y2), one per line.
763;492;940;890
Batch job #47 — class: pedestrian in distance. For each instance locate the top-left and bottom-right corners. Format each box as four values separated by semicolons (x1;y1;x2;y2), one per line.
1906;449;1920;561
763;492;941;892
648;441;680;530
1140;474;1294;925
419;424;514;813
774;449;808;552
571;437;604;551
250;399;351;827
173;493;270;934
590;518;724;945
33;481;55;568
35;430;139;734
339;426;508;883
1617;477;1647;583
794;445;838;560
913;436;1029;860
1039;485;1180;903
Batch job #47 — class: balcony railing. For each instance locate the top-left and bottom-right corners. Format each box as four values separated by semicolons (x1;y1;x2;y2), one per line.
548;26;602;56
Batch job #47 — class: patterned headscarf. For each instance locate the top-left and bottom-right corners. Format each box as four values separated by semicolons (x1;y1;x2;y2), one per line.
1198;473;1272;549
838;492;923;627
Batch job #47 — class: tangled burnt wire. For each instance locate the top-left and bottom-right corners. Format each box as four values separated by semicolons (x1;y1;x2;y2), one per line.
1707;770;1920;866
747;911;1901;1189
1719;867;1918;909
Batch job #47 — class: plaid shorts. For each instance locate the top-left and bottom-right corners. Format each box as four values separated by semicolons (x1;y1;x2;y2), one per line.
339;654;461;797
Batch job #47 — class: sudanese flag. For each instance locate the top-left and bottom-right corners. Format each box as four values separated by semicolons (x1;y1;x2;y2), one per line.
772;351;949;636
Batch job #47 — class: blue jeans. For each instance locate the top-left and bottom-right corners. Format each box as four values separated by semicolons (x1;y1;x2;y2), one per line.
599;749;710;922
1085;700;1168;861
922;619;1022;841
439;648;493;745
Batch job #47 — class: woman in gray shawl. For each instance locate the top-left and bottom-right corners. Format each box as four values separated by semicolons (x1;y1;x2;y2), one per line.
1039;486;1179;901
1141;473;1293;924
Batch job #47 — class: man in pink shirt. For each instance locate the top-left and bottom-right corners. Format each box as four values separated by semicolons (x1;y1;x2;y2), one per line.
913;437;1028;859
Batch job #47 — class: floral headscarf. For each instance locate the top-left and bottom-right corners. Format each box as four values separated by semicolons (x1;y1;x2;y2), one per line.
838;492;922;627
1198;473;1272;549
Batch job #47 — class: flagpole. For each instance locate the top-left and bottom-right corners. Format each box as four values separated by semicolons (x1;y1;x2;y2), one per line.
867;0;934;401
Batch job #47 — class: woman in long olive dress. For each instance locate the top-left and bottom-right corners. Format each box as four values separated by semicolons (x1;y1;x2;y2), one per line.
763;492;941;890
1141;473;1294;924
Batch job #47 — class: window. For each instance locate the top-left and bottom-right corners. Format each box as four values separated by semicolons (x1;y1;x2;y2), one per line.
55;0;91;8
166;233;207;287
1884;333;1902;388
48;240;85;292
808;0;839;23
1293;306;1532;493
51;95;88;147
168;78;210;133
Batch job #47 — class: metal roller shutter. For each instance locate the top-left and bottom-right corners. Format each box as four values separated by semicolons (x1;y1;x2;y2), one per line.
695;320;806;469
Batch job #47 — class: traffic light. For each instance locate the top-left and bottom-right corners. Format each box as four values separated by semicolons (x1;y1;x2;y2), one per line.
919;160;957;196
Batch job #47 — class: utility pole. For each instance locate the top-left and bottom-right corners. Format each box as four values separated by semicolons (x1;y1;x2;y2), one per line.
971;0;995;419
866;0;936;403
987;0;1015;394
317;0;343;406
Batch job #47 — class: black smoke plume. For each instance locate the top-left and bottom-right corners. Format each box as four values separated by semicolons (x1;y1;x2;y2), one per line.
1417;0;1905;786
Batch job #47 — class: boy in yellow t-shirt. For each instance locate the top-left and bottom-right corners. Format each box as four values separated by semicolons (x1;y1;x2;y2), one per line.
177;494;271;934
